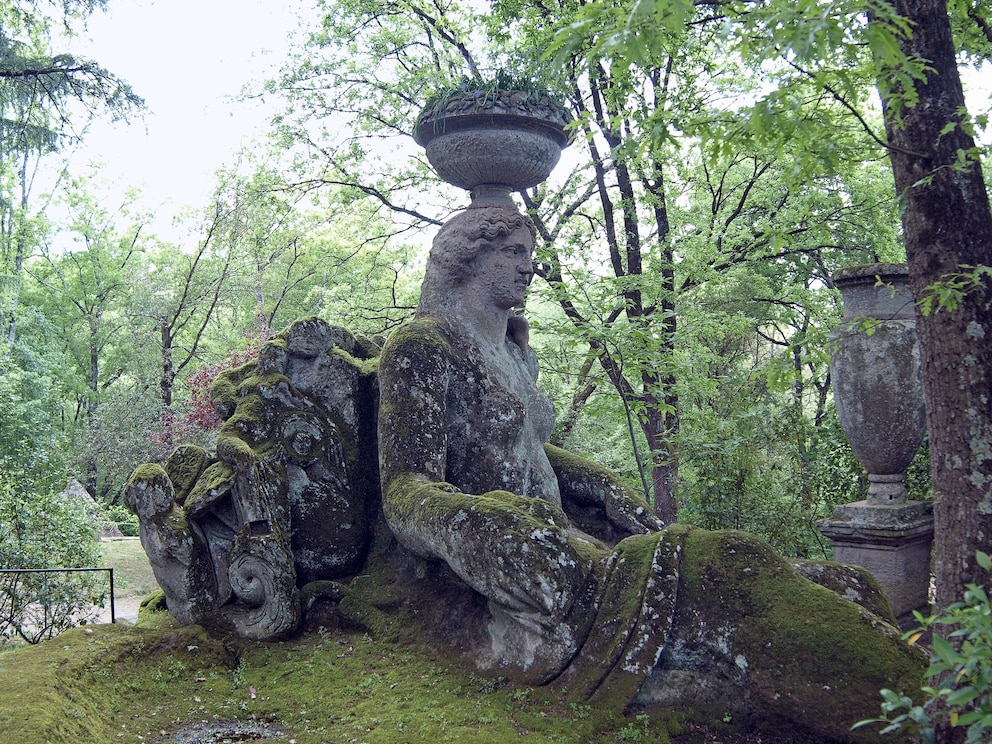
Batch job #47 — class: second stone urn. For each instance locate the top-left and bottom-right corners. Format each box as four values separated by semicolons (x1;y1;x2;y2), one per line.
819;263;933;628
829;263;927;504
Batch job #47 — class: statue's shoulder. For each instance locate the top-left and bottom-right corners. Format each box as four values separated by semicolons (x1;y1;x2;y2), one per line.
379;317;455;369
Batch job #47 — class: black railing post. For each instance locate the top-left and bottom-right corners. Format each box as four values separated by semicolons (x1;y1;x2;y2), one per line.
109;567;115;624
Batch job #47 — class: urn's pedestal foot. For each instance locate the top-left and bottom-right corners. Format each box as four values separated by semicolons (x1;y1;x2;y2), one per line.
819;500;933;629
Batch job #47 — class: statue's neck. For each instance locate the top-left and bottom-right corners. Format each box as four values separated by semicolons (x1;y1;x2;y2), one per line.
420;283;532;359
465;308;512;350
433;291;512;351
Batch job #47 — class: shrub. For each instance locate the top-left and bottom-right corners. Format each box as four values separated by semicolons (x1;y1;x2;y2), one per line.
856;551;992;743
102;502;140;537
0;470;106;645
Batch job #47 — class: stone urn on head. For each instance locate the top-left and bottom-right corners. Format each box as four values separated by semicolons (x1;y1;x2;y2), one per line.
819;262;934;628
414;82;572;206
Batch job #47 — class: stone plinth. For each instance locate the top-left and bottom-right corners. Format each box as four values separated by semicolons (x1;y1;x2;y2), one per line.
819;500;933;630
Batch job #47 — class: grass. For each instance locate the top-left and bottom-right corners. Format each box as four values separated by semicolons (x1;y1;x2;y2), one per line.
0;540;690;742
100;538;158;599
0;608;692;744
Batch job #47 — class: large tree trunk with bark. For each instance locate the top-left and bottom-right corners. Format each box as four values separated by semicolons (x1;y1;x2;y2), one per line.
879;0;992;616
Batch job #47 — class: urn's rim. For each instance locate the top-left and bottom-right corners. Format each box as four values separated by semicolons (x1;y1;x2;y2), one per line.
414;91;573;149
414;111;571;149
832;262;909;287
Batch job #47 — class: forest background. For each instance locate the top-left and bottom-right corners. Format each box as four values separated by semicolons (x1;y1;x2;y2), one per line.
1;0;990;617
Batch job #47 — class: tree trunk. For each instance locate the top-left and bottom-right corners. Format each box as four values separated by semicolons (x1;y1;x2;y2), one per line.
6;239;22;345
649;431;679;524
642;377;679;524
160;320;175;408
6;160;30;345
879;0;992;614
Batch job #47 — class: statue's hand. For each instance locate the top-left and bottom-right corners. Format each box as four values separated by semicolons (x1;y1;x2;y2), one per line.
604;490;664;534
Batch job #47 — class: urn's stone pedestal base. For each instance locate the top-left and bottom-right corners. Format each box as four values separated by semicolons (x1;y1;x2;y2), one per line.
818;500;934;630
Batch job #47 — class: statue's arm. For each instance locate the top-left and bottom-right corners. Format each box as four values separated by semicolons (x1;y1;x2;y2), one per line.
545;443;663;536
377;325;583;616
377;323;453;491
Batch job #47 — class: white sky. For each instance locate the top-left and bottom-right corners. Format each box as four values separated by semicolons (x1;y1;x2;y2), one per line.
61;2;991;245
68;0;308;238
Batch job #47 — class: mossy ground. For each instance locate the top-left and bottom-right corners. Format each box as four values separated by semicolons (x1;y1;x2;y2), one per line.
0;604;699;744
0;533;913;743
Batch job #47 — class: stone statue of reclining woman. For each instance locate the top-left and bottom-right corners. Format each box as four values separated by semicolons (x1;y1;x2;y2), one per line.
376;203;923;738
377;205;666;680
127;201;923;742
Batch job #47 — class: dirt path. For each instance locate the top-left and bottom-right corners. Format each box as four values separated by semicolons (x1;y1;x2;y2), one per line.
97;595;143;624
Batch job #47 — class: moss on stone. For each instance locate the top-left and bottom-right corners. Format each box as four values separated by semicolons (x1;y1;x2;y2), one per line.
183;461;235;513
220;388;270;430
376;319;451;431
127;462;168;487
329;345;379;376
165;445;211;504
151;505;189;533
300;580;347;605
791;558;897;624
215;427;257;464
336;572;413;640
210;360;258;420
545;442;630;492
386;475;563;534
667;528;925;742
137;589;169;623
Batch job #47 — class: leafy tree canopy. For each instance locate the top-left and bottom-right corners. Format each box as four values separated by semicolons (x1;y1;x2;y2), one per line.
0;0;143;149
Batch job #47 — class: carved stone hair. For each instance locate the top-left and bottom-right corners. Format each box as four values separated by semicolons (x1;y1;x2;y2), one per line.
417;205;536;317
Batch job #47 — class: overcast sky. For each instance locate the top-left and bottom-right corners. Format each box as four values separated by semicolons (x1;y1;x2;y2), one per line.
69;0;307;237
65;2;990;244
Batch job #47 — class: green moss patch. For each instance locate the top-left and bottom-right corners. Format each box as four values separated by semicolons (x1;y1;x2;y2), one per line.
0;620;232;744
671;529;924;742
0;604;692;744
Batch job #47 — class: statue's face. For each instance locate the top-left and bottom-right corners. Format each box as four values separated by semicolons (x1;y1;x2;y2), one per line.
474;224;535;309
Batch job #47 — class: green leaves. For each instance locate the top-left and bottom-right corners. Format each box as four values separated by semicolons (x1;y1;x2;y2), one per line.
858;551;992;743
917;264;992;315
0;469;105;644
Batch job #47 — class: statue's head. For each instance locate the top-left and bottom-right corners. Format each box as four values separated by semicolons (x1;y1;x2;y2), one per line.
417;205;536;316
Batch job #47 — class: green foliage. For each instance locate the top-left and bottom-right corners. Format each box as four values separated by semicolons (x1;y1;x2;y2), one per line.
19;182;162;501
0;0;143;141
618;713;653;741
100;503;138;537
0;0;955;556
0;469;104;645
0;326;72;483
856;551;992;743
917;264;992;316
264;0;925;529
421;68;566;109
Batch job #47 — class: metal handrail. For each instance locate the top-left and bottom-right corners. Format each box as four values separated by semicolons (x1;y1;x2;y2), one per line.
0;567;116;624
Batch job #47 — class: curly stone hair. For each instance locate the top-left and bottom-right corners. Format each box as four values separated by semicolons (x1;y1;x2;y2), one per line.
417;205;536;317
